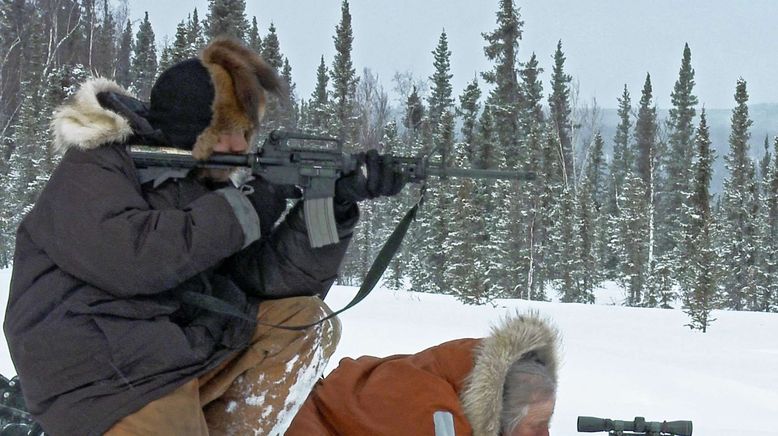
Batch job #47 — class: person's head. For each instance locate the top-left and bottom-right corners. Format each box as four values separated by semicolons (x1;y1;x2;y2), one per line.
460;311;560;436
147;37;283;161
500;359;557;436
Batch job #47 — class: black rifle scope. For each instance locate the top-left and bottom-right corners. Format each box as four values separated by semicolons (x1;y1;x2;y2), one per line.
578;416;692;436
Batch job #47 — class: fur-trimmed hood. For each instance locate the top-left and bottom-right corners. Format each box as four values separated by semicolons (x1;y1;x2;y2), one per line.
461;311;561;436
51;37;283;157
51;78;135;153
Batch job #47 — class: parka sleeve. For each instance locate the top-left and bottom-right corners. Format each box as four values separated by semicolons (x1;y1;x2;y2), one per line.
225;201;359;300
25;146;257;297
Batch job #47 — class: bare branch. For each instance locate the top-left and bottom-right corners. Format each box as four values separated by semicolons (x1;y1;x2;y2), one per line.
43;1;83;78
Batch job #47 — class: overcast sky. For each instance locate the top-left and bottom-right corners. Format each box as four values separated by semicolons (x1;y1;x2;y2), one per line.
130;0;778;109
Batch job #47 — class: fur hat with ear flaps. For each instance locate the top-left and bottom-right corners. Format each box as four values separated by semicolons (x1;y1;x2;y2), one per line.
147;37;284;159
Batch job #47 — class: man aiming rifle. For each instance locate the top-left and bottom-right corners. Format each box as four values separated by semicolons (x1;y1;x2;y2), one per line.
3;37;410;435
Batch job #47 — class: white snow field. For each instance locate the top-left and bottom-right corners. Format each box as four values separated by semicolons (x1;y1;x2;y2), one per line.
2;268;777;435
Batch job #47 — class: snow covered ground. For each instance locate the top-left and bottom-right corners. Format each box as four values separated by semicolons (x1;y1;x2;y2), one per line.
2;267;777;435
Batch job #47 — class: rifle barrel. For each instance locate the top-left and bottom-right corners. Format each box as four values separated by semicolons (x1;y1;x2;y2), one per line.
425;166;534;181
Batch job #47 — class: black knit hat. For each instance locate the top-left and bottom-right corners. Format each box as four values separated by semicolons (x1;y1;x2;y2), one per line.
147;58;215;149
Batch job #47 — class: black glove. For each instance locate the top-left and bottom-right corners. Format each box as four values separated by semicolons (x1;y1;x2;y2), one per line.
334;149;408;204
245;176;301;236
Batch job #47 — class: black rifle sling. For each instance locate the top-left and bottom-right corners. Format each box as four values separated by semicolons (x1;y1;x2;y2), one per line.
259;191;423;331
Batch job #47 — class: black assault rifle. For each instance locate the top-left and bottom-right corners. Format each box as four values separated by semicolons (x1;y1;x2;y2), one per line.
130;130;534;248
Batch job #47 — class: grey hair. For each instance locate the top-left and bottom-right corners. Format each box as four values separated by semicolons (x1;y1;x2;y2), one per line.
500;358;557;435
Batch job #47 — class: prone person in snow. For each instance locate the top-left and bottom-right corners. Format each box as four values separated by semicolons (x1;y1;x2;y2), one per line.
286;311;561;436
2;37;406;435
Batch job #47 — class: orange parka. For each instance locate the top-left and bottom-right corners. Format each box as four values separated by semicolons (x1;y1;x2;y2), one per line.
287;313;560;436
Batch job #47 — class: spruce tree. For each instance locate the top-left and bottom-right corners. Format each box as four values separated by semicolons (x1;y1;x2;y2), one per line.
403;89;434;291
427;30;454;133
92;0;116;78
188;9;206;53
532;124;565;301
567;136;610;302
260;22;283;70
481;0;523;169
170;19;190;64
115;19;133;88
247;16;261;53
476;105;513;298
683;109;719;330
256;23;287;132
446;170;496;304
130;12;157;100
758;136;771;195
330;0;359;145
661;43;698;270
548;40;574;187
585;133;607;211
612;172;650;306
633;73;668;307
759;136;778;312
206;0;249;41
518;52;547;298
379;121;411;290
420;30;456;294
158;41;173;72
556;186;582;302
634;74;658;198
720;79;759;310
578;132;607;297
425;109;456;293
457;78;481;164
446;79;498;302
307;56;331;134
280;57;298;128
520;53;544;125
608;86;633;215
604;86;634;275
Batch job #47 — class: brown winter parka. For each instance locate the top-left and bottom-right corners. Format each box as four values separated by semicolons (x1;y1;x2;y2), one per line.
3;79;357;436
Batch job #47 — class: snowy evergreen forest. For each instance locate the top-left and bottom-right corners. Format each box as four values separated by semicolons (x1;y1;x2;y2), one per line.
1;0;776;332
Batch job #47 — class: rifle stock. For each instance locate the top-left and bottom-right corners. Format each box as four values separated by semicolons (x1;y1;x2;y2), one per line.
129;130;534;247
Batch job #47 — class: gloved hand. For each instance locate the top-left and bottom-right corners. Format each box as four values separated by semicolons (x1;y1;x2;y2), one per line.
334;149;408;204
244;176;301;236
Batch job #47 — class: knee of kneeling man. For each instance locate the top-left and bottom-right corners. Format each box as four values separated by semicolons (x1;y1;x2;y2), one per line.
304;297;342;351
267;296;342;347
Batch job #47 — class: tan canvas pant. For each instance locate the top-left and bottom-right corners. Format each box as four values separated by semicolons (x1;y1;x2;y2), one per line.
104;296;341;436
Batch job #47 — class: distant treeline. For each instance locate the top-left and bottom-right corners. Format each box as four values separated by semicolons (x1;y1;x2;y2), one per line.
1;0;775;331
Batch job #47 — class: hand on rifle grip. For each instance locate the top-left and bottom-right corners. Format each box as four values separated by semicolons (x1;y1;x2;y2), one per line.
334;149;408;204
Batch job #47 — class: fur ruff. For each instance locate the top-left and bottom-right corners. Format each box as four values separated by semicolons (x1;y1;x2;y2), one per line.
460;311;561;436
193;37;283;160
51;78;134;153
